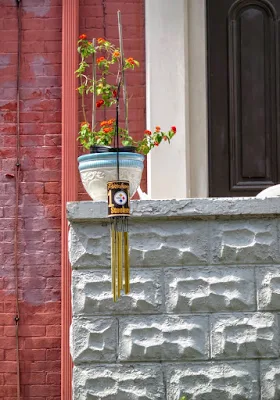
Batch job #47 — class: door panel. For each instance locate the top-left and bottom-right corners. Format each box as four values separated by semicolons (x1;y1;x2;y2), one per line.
207;0;280;197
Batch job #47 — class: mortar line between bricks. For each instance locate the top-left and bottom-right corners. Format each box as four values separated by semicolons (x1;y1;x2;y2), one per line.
207;219;212;264
253;265;258;312
161;361;167;400
74;311;278;318
257;359;261;400
72;263;280;270
116;316;120;363
76;358;278;366
208;314;212;360
161;267;166;314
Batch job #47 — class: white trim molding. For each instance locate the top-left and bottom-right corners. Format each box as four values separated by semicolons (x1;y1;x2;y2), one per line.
145;0;208;199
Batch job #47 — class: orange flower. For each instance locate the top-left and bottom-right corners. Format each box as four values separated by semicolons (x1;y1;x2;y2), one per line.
100;120;108;127
107;119;115;125
155;126;161;132
171;126;176;133
81;121;88;127
88;41;92;45
97;38;105;44
144;130;152;135
97;56;105;64
113;50;120;58
79;34;87;40
96;99;104;108
103;127;113;133
126;57;135;65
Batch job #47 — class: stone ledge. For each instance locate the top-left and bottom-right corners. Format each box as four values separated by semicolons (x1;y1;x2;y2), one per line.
67;197;280;222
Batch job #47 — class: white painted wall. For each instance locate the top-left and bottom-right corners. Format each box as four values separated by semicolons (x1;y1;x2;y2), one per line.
145;0;208;199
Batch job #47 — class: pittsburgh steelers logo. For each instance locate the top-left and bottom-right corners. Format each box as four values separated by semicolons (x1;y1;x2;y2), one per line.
114;190;127;206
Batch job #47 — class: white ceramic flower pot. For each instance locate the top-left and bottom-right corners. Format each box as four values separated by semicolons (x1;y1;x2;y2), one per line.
78;152;145;201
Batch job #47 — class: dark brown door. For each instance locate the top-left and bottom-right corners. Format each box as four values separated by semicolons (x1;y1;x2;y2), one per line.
207;0;280;197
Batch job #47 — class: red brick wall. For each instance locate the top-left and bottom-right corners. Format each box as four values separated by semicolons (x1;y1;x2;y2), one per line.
78;0;146;200
0;0;62;398
0;0;145;398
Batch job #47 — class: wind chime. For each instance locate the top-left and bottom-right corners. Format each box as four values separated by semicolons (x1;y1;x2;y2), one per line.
107;11;131;301
107;71;130;301
91;11;131;301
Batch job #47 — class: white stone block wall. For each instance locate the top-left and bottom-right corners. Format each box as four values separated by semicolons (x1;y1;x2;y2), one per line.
67;198;280;400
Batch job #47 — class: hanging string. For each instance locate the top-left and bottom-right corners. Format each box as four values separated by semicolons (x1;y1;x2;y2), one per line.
115;79;122;180
14;0;22;399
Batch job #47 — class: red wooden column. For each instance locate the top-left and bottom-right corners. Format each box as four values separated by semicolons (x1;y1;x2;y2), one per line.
61;0;79;398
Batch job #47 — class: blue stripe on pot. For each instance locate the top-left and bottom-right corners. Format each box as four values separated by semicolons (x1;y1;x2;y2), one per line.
78;152;145;172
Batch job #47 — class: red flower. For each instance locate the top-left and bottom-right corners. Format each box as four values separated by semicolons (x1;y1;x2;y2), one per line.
171;126;176;133
155;126;161;132
112;89;117;98
144;130;152;136
97;38;105;44
79;34;87;40
96;100;104;108
97;56;105;64
154;141;159;146
126;57;135;65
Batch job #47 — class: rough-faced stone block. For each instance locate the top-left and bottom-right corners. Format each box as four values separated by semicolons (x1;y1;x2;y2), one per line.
119;315;209;361
257;267;280;311
211;313;279;359
211;219;279;264
71;317;117;363
69;223;110;268
69;219;209;269
72;269;163;315
166;361;259;400
165;267;255;313
73;364;164;400
260;360;280;400
129;220;209;266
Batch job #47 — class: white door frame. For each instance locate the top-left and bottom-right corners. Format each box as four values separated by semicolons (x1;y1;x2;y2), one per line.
145;0;208;199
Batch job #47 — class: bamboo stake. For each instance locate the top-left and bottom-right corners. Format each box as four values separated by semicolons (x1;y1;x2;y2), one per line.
117;10;129;133
92;38;96;130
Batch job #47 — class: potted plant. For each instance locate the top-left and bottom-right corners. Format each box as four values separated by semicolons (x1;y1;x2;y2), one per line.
76;27;176;201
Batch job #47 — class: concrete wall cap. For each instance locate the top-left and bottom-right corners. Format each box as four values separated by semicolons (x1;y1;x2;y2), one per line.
67;197;280;222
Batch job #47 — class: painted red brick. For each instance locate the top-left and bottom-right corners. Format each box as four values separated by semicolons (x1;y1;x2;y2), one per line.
1;0;145;398
1;0;62;397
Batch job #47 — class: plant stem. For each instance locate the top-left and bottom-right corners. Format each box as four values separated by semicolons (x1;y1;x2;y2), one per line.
117;10;129;133
80;75;87;122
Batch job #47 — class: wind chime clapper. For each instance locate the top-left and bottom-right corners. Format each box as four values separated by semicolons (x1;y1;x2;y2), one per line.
108;180;130;302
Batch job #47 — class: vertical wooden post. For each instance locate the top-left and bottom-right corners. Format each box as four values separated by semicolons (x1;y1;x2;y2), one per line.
61;0;79;398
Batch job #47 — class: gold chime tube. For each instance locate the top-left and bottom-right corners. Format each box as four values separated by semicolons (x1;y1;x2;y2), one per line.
124;231;130;294
118;231;123;290
111;224;117;302
115;225;119;300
